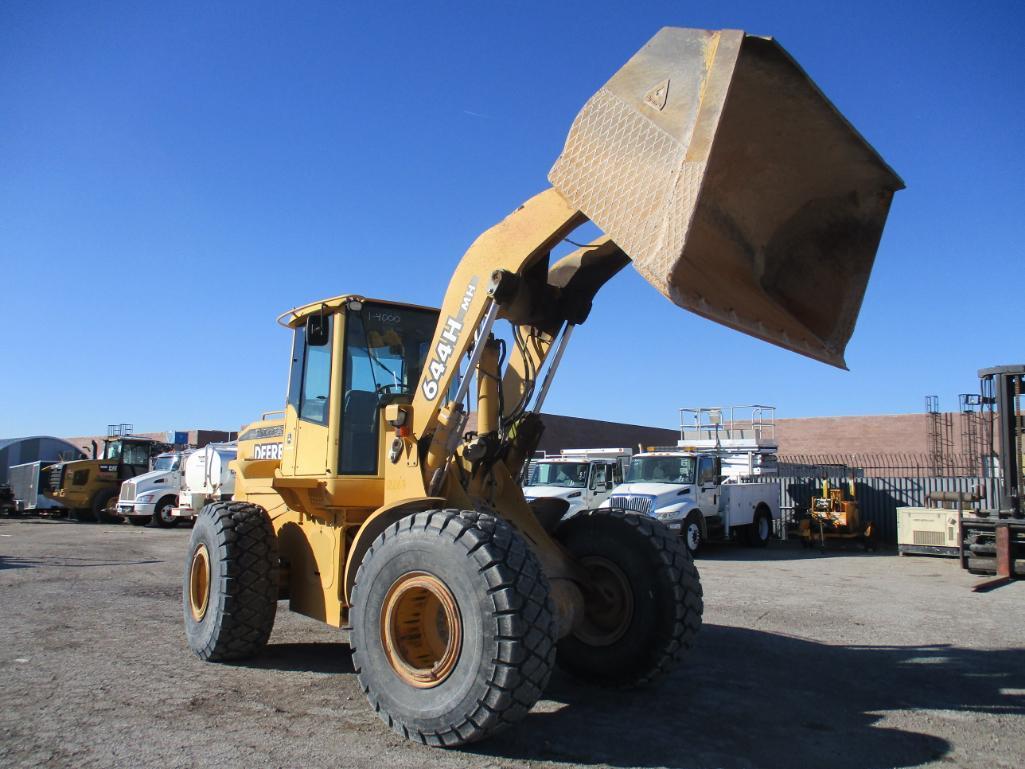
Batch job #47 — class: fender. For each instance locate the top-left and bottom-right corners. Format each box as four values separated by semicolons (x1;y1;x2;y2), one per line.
342;496;447;604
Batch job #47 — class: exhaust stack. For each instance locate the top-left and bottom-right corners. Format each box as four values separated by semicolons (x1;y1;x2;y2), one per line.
550;27;904;368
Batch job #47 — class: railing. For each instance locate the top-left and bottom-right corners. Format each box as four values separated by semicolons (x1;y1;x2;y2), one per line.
679;405;776;443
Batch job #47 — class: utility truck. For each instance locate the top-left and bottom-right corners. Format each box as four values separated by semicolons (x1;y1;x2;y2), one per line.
117;451;189;527
172;443;237;522
523;448;630;516
603;407;781;555
179;27;901;747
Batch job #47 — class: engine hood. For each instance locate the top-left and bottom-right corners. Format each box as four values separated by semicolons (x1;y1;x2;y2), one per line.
611;482;689;498
130;469;175;491
522;485;585;500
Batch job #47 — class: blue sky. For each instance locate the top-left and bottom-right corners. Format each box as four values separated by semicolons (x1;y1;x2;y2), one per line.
2;1;1022;437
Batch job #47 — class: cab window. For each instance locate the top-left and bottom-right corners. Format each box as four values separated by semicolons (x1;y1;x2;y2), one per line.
287;317;333;426
698;456;716;485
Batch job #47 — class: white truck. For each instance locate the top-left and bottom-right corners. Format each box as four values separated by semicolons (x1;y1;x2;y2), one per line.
522;448;631;517
600;407;781;556
171;443;237;521
117;451;189;527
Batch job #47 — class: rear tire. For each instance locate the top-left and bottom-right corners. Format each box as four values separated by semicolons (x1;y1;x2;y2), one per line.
554;509;703;687
350;509;556;747
745;507;772;547
183;501;278;661
153;496;180;528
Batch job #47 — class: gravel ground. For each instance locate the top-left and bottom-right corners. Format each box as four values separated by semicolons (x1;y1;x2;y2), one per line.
1;517;1022;769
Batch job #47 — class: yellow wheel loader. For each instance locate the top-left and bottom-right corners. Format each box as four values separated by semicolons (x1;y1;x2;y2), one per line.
46;432;171;522
182;27;902;746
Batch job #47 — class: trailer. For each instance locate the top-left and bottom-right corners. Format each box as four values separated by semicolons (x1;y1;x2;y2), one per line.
8;461;64;516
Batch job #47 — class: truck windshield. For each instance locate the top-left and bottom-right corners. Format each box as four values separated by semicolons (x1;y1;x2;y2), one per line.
153;456;180;472
626;456;696;484
527;462;590;488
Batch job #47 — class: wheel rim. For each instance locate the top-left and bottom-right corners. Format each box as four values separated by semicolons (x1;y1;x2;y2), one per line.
575;556;634;647
159;503;175;524
381;572;462;688
687;522;701;551
758;515;770;540
188;544;211;622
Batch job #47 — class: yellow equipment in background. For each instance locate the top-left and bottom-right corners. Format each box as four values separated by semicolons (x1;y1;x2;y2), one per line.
800;479;876;550
180;27;901;747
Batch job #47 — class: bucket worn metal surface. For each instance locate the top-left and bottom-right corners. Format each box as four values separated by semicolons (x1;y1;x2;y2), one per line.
550;27;904;368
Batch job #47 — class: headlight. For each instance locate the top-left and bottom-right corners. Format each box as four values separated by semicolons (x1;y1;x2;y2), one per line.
137;493;154;503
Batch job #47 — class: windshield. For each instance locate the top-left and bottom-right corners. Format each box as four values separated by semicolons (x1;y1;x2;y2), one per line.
153;456;180;472
527;462;590;488
103;441;151;465
346;303;440;398
626;456;696;484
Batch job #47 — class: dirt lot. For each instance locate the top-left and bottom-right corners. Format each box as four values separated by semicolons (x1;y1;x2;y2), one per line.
1;517;1022;769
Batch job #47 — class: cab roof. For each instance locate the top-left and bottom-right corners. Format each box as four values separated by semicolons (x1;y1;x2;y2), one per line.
276;294;439;329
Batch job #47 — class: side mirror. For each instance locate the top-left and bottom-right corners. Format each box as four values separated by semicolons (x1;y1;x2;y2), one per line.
306;313;330;346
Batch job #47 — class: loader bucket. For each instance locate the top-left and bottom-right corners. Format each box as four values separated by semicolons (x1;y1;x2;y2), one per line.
549;28;904;368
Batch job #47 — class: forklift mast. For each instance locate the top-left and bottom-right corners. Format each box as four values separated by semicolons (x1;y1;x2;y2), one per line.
979;365;1025;517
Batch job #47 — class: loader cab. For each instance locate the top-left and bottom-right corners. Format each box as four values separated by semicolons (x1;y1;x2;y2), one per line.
280;297;440;495
101;438;158;479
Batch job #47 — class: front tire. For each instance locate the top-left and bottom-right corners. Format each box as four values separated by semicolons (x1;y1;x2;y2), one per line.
554;509;703;687
153;496;180;528
183;501;278;661
93;489;120;524
350;510;556;747
682;510;704;557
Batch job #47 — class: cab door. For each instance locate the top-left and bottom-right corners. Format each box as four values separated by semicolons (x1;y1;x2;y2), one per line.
283;316;336;477
695;455;718;514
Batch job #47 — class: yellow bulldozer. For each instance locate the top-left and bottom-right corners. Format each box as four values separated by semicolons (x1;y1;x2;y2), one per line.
181;28;902;746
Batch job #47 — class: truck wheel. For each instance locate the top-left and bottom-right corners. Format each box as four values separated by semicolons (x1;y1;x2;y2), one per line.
682;511;704;556
93;489;120;524
153;496;180;528
71;508;96;522
554;509;703;687
183;501;278;661
350;510;556;747
744;507;772;548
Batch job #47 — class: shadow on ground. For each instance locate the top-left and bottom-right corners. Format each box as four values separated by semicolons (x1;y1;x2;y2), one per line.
244;624;1023;769
234;642;355;675
470;624;1024;768
696;540;893;563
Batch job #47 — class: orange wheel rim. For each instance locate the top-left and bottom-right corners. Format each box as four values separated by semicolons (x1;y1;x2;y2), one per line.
381;572;462;688
189;544;211;622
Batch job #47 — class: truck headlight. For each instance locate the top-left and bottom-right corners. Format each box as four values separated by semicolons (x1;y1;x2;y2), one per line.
137;493;154;503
